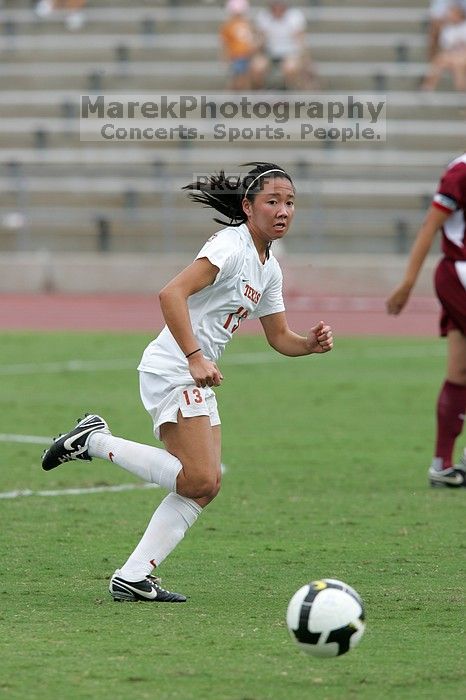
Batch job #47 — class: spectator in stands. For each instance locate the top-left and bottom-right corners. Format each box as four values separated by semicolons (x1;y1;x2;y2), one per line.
428;1;466;59
35;0;87;31
422;2;466;89
254;0;319;90
220;0;260;91
386;153;466;488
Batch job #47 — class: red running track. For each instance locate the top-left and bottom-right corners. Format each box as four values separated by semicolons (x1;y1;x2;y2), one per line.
0;293;440;336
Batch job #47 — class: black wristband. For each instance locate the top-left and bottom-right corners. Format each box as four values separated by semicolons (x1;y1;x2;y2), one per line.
185;348;201;359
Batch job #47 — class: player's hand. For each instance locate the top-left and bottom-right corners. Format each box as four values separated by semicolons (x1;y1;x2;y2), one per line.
307;321;333;354
386;283;411;315
187;354;223;388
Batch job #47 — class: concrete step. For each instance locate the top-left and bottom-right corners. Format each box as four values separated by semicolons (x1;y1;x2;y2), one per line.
4;0;432;8
0;45;428;65
0;162;449;183
7;101;456;120
0;59;445;92
1;5;431;33
0;205;426;255
0;31;428;64
0;145;457;171
1;91;463;121
0;114;462;151
1;174;437;211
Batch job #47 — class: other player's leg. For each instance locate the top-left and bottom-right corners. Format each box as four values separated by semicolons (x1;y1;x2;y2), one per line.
429;329;466;487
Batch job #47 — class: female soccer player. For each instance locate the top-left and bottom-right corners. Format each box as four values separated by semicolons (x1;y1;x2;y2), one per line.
386;153;466;488
42;162;334;601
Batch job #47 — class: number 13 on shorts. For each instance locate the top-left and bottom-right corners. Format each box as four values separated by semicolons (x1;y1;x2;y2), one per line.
183;388;204;406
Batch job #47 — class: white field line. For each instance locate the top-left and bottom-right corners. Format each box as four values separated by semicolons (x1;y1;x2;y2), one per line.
0;433;51;444
0;358;136;375
0;353;283;375
0;482;160;500
0;345;444;377
363;345;444;358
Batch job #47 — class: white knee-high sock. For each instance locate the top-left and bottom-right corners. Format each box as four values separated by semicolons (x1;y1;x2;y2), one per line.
87;432;182;493
118;493;202;581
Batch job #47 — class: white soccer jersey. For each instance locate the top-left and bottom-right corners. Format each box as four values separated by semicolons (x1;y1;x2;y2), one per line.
138;223;285;384
432;153;466;261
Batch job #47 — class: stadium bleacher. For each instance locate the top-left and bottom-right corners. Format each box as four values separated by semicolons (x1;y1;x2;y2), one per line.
1;0;465;291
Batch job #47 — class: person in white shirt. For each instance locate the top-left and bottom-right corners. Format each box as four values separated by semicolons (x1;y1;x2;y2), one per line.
254;0;317;89
422;2;466;89
41;162;334;603
427;0;466;58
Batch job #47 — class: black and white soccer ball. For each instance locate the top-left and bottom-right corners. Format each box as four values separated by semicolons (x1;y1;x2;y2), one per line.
286;578;365;658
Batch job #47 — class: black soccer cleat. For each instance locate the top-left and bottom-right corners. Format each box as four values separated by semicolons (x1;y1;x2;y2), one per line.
42;413;110;471
109;572;187;603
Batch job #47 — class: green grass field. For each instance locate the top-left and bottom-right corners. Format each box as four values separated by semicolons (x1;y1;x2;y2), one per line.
0;332;464;700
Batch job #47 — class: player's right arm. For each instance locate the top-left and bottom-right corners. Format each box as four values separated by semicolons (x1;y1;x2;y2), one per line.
386;205;450;315
159;258;224;388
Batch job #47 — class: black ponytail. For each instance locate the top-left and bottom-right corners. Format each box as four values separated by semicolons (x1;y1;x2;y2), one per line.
182;162;294;226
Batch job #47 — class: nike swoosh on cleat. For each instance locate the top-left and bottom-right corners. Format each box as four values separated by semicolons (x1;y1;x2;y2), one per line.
431;472;464;485
115;580;157;600
63;426;101;451
134;588;157;600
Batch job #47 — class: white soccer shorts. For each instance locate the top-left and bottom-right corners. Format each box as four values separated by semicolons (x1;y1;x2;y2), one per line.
139;371;221;440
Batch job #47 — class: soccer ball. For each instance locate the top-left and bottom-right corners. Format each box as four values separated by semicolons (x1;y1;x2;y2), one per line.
286;578;365;658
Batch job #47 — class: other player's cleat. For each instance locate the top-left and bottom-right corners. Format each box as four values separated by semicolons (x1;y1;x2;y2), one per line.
428;460;466;488
42;414;110;471
109;571;187;603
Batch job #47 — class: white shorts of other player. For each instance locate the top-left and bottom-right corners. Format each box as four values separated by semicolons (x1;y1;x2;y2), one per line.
139;371;221;441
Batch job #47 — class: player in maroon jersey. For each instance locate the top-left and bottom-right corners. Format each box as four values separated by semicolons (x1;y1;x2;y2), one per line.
387;154;466;488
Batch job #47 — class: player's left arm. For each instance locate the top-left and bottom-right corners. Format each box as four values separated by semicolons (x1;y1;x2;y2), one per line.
260;312;333;356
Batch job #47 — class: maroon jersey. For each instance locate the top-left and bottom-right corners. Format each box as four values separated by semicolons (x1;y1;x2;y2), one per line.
432;154;466;262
